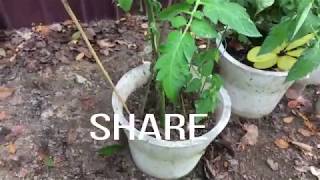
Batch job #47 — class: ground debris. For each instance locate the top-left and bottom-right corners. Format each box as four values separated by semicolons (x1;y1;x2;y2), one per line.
240;124;259;146
266;158;279;171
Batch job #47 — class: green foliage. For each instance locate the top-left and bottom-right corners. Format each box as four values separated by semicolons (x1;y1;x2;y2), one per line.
259;19;292;55
191;19;217;38
98;144;125;157
287;43;320;81
203;0;261;37
115;0;260;122
156;31;196;103
256;0;275;14
233;0;320;80
169;16;187;28
117;0;133;12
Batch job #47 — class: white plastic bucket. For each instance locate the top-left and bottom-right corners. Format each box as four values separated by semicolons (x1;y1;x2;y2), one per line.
217;43;293;118
112;62;231;179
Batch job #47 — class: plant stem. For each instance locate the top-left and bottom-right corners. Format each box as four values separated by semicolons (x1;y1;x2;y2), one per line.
61;0;131;115
141;0;166;126
182;0;201;37
180;94;187;118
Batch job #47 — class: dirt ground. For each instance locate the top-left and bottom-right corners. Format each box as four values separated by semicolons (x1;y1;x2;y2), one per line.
0;16;319;180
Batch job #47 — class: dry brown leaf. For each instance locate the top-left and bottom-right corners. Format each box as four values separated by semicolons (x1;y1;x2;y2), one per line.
288;100;301;109
8;142;16;154
141;23;148;29
310;166;320;179
304;120;317;132
298;128;313;137
0;111;7;121
274;138;289;149
290;141;313;152
97;39;116;48
0;87;15;100
241;124;259;146
283;116;294;124
75;52;85;61
295;110;317;132
0;48;6;57
35;25;50;36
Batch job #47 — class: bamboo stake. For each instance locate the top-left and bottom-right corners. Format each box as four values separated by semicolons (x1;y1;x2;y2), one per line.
61;0;131;115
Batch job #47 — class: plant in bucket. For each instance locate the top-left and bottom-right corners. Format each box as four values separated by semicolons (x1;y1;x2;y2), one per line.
110;0;262;178
217;0;320;118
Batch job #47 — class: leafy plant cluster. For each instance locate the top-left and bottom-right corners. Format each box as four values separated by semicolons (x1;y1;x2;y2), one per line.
232;0;320;81
116;0;261;123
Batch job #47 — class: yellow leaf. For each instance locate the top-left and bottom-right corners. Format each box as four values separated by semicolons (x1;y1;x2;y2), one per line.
247;46;277;63
253;56;277;69
273;42;288;54
277;56;297;71
286;33;315;51
286;48;305;58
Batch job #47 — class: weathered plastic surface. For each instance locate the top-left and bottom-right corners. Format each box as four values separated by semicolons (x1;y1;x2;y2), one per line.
217;43;293;119
302;68;320;85
112;62;231;179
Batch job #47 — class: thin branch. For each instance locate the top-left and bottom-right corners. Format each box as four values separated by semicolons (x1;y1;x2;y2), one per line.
61;0;131;115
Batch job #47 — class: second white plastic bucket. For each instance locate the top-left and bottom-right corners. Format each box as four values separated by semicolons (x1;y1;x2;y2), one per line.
217;43;293;119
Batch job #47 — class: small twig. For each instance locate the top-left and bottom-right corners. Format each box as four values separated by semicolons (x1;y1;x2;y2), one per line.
180;94;187;118
61;0;131;115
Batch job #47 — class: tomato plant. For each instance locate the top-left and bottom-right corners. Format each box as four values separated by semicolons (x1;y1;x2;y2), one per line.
116;0;260;123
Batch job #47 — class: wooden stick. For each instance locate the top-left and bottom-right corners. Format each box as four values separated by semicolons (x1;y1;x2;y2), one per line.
61;0;131;115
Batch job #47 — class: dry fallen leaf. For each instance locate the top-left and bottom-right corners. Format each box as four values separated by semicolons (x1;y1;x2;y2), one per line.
0;48;6;57
8;142;16;154
298;128;313;137
266;158;279;171
241;124;259;146
288;100;300;109
0;111;7;121
141;23;148;29
310;166;320;180
75;52;85;61
274;138;289;149
97;39;116;48
0;87;15;100
35;25;50;36
295;110;317;132
290;141;313;152
283;116;294;124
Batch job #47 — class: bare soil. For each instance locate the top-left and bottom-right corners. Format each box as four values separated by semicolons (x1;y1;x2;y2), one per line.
0;16;319;180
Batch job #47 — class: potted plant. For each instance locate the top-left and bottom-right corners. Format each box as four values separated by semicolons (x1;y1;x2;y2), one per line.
217;0;320;118
111;0;260;178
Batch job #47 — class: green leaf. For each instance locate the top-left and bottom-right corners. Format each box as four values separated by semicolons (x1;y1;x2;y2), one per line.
256;0;275;14
156;31;196;102
259;19;292;55
200;60;214;76
195;75;222;123
287;45;320;81
185;78;202;92
193;48;219;66
291;0;313;39
72;31;81;40
117;0;133;12
44;156;54;168
158;3;191;20
169;16;187;28
193;11;204;19
98;144;125;157
191;19;217;38
203;0;261;37
186;0;196;4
